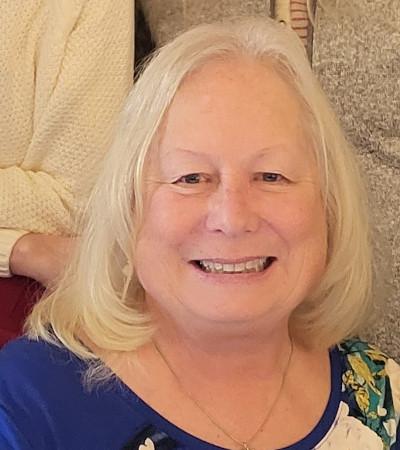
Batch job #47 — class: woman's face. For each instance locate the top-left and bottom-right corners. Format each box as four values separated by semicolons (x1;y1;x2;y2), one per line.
134;58;327;329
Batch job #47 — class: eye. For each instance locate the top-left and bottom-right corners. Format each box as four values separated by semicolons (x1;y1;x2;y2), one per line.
173;173;210;185
262;172;282;182
255;172;286;183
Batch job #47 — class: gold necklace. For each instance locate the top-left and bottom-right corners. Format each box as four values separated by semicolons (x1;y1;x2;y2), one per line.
153;337;294;450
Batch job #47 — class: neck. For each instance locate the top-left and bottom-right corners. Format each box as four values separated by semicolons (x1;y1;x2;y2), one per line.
149;309;294;382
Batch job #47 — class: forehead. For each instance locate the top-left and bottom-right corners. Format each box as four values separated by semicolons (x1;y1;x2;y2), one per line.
156;56;311;164
178;56;298;99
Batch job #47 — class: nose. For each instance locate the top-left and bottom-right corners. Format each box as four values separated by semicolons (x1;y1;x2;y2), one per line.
205;181;260;237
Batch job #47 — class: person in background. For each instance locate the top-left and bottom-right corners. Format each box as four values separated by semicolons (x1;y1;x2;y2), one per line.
0;18;399;450
0;0;134;345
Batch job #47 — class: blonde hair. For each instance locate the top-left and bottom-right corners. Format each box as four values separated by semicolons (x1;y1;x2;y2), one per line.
27;17;373;363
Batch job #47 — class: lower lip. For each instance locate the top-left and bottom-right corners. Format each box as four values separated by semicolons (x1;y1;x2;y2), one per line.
189;260;276;284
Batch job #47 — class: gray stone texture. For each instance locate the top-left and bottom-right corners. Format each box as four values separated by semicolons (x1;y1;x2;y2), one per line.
140;0;400;359
140;0;271;44
313;0;400;359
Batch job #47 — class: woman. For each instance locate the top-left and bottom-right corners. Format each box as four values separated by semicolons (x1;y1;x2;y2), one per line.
0;18;399;450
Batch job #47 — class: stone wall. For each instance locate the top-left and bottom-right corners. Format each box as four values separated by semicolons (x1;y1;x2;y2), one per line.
313;1;400;359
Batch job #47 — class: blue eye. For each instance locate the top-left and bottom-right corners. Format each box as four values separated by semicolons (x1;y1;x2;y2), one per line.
261;172;283;182
175;173;203;184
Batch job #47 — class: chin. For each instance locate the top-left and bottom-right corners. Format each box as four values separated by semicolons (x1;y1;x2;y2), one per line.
178;290;286;326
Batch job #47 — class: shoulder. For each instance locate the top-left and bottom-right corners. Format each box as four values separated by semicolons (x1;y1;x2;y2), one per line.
338;338;391;361
336;338;400;447
0;338;158;449
0;336;84;385
337;338;400;385
0;336;87;412
0;337;87;442
337;338;400;398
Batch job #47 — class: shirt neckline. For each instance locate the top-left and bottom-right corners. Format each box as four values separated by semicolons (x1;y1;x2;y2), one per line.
116;346;343;449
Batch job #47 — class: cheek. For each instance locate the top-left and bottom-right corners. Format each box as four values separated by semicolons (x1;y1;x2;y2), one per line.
265;192;327;251
140;190;205;248
265;193;327;298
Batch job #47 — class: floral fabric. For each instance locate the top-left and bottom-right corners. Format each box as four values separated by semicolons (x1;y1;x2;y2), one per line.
316;340;400;449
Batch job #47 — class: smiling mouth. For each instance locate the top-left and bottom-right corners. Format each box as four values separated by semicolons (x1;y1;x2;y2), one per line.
192;257;277;274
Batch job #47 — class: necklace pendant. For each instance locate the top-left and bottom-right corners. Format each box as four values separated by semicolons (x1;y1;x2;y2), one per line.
242;443;254;450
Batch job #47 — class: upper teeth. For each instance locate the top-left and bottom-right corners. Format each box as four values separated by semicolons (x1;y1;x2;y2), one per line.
198;257;270;274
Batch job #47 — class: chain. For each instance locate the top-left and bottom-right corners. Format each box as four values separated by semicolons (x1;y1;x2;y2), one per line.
153;337;294;450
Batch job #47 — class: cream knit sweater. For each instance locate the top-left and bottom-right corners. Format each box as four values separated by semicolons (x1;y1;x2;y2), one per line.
0;0;134;276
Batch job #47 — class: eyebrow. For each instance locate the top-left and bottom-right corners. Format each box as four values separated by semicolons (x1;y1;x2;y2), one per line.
163;147;209;158
163;146;289;159
159;148;213;167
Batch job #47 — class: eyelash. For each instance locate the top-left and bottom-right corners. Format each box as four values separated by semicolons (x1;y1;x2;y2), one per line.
255;172;286;183
173;173;210;185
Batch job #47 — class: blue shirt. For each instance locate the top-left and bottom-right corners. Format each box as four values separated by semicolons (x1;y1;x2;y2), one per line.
0;338;399;449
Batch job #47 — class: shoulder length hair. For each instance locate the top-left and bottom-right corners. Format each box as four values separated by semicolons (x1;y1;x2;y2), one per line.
27;17;373;361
